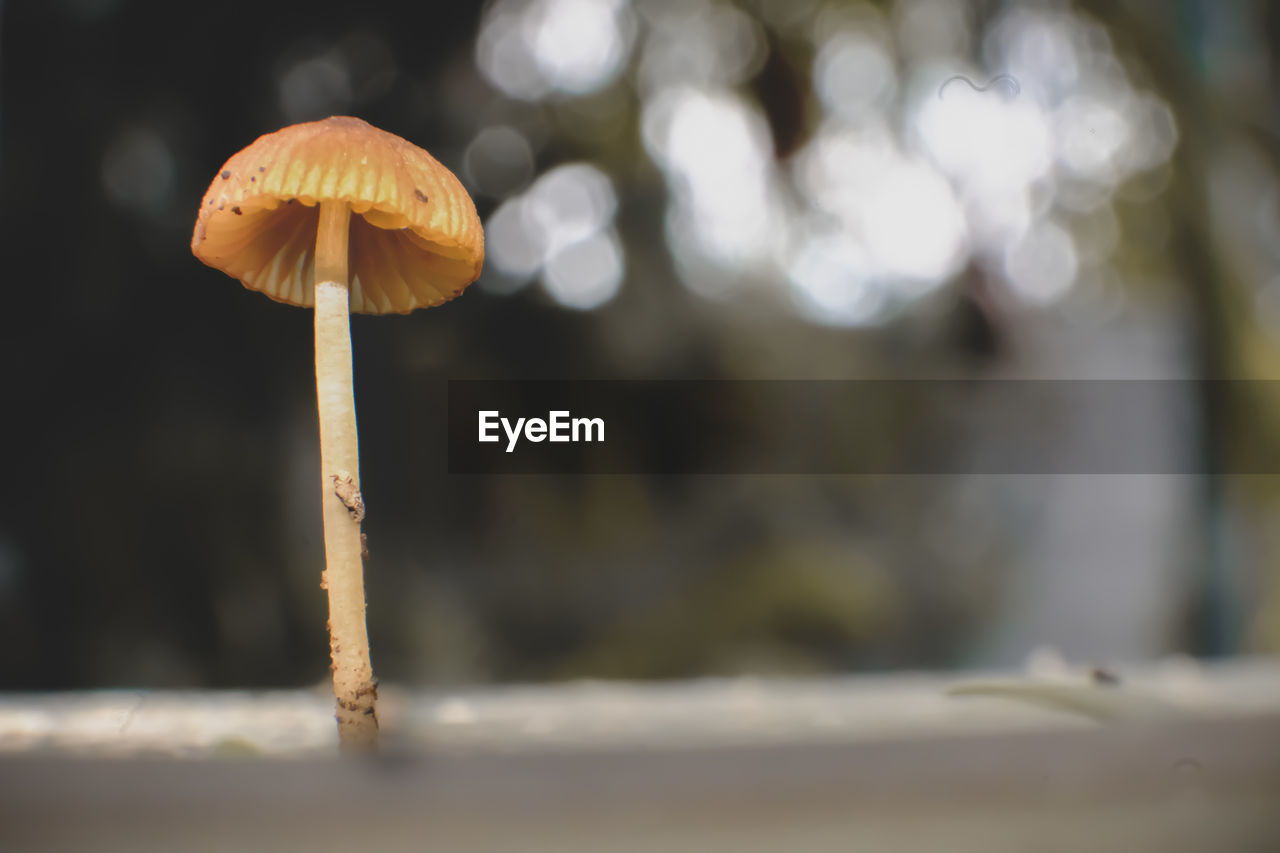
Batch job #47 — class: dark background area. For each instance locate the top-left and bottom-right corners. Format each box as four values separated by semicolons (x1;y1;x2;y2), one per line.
2;0;1278;690
2;0;504;687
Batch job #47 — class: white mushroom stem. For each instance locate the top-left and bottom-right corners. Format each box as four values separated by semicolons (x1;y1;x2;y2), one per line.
314;199;378;750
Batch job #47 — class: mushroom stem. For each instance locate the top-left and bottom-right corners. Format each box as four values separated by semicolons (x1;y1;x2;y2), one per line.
314;199;378;751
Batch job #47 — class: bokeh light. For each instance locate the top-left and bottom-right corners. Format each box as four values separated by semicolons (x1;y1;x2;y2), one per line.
275;34;397;124
463;125;536;199
786;230;885;327
624;0;1178;321
1003;220;1079;306
101;126;175;216
542;228;625;310
634;0;765;94
477;0;636;101
484;162;623;308
643;86;782;295
795;123;968;289
813;29;898;121
278;54;353;122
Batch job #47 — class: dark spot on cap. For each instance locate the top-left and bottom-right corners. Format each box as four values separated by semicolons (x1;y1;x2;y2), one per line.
232;206;243;216
217;201;225;211
221;170;231;180
250;176;255;182
258;166;265;173
414;188;429;203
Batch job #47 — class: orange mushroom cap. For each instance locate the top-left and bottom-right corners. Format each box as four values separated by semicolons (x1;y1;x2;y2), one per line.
191;116;484;315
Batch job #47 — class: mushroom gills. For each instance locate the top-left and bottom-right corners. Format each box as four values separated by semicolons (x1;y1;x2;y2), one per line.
203;203;476;313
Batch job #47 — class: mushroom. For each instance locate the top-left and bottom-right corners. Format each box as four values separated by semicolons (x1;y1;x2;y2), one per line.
191;116;484;750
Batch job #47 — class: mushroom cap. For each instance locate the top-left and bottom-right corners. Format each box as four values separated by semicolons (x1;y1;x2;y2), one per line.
191;116;484;315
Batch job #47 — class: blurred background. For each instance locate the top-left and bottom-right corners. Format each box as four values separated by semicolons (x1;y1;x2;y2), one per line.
1;0;1278;690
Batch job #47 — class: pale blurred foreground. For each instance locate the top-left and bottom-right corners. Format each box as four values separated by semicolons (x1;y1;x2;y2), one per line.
2;658;1279;852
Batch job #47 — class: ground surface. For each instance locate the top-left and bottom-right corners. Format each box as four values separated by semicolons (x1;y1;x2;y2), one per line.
2;658;1278;851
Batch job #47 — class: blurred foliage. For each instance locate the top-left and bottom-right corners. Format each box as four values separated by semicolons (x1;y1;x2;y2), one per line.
0;0;1277;690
